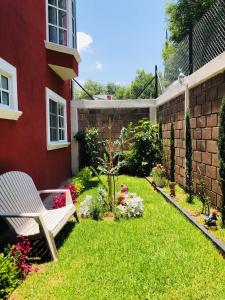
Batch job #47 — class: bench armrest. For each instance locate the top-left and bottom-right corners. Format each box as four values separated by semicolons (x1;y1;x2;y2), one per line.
0;212;41;222
38;189;73;206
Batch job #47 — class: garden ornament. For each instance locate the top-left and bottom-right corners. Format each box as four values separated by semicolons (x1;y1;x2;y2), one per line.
205;210;218;227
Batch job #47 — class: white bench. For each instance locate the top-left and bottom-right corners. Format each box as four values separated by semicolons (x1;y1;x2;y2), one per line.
0;171;78;261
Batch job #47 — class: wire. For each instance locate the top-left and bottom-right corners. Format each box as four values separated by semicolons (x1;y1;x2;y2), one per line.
72;79;94;100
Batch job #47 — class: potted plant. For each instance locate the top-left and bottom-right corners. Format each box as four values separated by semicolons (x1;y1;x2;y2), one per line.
151;164;167;188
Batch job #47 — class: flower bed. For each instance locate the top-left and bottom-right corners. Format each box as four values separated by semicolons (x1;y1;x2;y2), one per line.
80;184;144;221
148;178;225;246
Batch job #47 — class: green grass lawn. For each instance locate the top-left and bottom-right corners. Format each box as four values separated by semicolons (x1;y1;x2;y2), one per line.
12;176;225;300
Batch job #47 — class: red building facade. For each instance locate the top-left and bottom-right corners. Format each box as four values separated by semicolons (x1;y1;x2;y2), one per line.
0;0;80;189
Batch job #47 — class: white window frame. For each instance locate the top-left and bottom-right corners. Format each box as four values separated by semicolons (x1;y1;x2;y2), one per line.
0;58;22;120
46;0;76;49
46;87;69;151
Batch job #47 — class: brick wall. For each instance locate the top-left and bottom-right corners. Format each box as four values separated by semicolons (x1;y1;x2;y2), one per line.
157;72;225;207
78;108;150;141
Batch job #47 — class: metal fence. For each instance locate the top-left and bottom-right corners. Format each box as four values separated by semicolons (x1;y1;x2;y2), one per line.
164;0;225;87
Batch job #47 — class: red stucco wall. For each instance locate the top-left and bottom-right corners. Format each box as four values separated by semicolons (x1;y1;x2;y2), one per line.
0;1;72;189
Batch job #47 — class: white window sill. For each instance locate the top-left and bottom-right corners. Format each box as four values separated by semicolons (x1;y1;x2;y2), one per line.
0;108;23;120
45;41;81;64
47;142;70;151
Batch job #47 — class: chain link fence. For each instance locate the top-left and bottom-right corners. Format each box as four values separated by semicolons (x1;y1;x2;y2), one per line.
164;0;225;87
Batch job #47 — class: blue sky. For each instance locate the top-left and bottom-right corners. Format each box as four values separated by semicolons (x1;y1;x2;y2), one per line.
76;0;166;85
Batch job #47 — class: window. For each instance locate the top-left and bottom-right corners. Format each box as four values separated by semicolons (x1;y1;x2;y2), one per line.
0;58;21;121
46;88;68;149
47;0;77;48
0;74;10;107
49;99;65;142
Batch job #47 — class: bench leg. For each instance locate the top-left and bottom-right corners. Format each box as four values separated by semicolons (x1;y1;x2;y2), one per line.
38;219;58;261
45;232;58;261
74;210;79;223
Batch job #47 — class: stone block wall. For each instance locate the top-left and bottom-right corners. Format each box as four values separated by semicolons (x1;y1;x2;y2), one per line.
157;95;185;186
157;72;225;207
78;108;150;142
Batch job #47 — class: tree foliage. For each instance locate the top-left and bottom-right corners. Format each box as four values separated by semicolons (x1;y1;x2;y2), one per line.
166;0;215;44
75;70;154;100
124;119;161;177
162;0;215;66
218;98;225;226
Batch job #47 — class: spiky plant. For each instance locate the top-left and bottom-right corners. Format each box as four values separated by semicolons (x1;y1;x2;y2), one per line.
158;119;163;163
170;122;175;183
218;98;225;226
185;112;193;203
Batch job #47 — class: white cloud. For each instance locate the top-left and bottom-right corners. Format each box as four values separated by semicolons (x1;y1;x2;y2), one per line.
96;62;103;70
77;32;93;52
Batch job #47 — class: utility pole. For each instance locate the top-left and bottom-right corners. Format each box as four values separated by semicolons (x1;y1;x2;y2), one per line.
155;65;158;99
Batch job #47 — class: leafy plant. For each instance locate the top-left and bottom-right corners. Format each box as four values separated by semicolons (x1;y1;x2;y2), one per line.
126;119;161;177
71;167;93;197
151;164;166;179
76;167;93;186
185;112;193;203
75;128;100;169
218;98;225;226
0;251;19;299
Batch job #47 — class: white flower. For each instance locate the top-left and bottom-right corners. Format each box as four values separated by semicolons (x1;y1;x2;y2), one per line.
80;195;93;217
116;193;144;219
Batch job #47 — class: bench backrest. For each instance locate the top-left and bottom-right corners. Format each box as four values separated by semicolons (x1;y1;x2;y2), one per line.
0;171;45;233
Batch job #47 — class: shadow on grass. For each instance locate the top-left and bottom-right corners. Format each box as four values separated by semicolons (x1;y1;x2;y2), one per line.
29;219;77;264
79;179;100;195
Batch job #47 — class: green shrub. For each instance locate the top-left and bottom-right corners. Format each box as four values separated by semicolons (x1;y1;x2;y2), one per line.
77;167;93;186
125;119;161;177
0;250;19;299
75;128;100;169
72;167;93;196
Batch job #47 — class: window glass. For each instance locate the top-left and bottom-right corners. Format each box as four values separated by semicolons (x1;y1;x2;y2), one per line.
1;76;8;90
48;0;68;46
0;74;10;107
58;0;67;10
49;98;66;143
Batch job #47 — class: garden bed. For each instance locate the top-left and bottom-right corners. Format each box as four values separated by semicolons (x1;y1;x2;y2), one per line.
146;177;225;256
12;176;225;299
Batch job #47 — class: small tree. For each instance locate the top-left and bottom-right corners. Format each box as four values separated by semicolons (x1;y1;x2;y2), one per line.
170;122;176;197
185;112;193;203
158;120;163;163
218;98;225;226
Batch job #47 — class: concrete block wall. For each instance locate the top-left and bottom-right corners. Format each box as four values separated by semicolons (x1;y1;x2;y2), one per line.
157;72;225;207
78;108;150;142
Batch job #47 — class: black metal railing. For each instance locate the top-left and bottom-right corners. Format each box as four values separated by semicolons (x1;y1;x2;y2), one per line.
164;0;225;87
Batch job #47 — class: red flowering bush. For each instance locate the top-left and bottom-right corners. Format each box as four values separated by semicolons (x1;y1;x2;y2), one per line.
12;236;32;278
52;194;66;209
64;184;77;203
52;184;77;209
